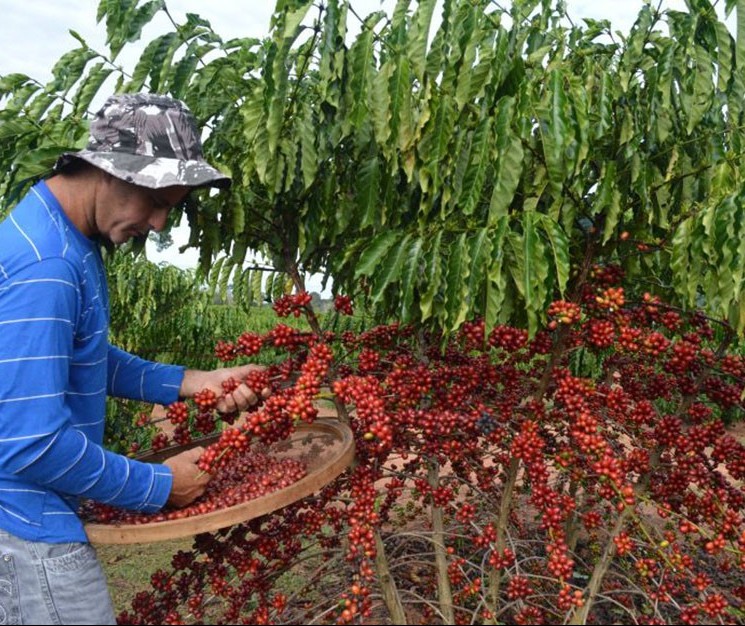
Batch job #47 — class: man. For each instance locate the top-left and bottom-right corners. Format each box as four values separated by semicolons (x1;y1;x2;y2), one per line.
0;93;264;624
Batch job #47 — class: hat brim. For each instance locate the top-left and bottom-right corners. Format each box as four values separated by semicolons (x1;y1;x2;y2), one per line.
54;150;231;190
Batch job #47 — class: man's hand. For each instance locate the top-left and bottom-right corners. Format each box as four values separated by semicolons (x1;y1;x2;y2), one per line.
163;447;211;508
179;364;272;414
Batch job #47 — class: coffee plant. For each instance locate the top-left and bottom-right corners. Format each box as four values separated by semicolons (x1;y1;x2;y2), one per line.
6;0;745;623
4;0;745;337
96;271;745;624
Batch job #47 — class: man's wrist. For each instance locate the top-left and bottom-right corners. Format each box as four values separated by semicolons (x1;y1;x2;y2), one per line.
179;369;204;399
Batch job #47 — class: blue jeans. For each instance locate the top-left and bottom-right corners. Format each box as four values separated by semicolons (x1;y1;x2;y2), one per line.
0;531;116;625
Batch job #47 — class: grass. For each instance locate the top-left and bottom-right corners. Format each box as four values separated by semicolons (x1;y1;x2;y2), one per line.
97;538;193;613
96;529;349;622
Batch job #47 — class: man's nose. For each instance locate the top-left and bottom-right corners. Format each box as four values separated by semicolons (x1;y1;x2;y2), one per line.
149;207;170;232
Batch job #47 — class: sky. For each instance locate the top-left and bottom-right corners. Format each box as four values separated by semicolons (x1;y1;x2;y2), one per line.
1;1;701;81
0;0;727;287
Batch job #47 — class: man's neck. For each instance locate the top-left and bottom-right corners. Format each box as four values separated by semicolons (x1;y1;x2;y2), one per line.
45;173;98;237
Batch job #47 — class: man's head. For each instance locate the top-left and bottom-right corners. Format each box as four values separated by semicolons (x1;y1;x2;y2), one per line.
51;94;231;245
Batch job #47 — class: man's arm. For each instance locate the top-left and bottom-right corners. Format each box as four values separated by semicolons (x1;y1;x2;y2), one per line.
108;345;271;412
0;257;173;511
107;345;184;405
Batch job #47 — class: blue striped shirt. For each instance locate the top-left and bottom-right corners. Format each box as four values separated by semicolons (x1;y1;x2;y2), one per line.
0;181;183;542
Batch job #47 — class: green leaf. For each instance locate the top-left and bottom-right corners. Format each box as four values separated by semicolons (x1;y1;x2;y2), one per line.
485;216;509;334
409;0;438;81
232;267;245;309
568;76;590;177
371;61;394;147
715;21;734;91
391;56;415;152
241;89;270;183
252;270;264;305
489;97;523;225
453;6;478;112
128;35;165;92
151;32;182;94
218;258;234;303
355;231;401;279
230;196;246;239
73;63;114;115
521;213;537;308
458;115;492;216
299;101;318;190
449;128;474;215
208;256;225;301
507;211;548;335
348;21;378;129
0;119;36;142
418;95;455;195
420;230;443;321
444;232;471;329
733;0;745;102
591;161;621;233
601;193;623;245
49;48;99;94
14;146;62;181
273;272;289;302
537;69;569;191
277;3;311;40
170;52;201;99
102;0;165;60
537;214;570;296
466;227;492;312
399;236;424;322
318;0;347;109
266;45;291;161
357;155;381;229
733;196;745;305
0;73;33;96
26;93;58;122
371;233;412;303
590;72;613;141
713;196;739;311
68;30;88;47
467;31;497;104
683;44;714;135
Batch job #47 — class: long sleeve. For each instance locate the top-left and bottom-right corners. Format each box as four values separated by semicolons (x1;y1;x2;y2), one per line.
0;257;172;531
107;345;185;405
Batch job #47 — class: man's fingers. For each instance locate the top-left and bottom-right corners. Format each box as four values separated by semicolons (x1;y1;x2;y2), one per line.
172;446;203;463
217;383;260;414
195;469;212;486
164;447;211;508
235;384;259;407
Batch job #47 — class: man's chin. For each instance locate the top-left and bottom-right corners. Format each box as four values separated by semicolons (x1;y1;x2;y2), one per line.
94;232;147;249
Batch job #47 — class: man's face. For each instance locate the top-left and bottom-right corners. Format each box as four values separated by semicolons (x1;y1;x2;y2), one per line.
96;176;190;245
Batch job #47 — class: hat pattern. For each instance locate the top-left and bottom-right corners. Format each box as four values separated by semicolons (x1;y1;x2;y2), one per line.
55;93;231;190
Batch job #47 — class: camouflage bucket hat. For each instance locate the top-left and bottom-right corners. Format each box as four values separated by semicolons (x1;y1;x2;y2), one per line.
54;93;231;190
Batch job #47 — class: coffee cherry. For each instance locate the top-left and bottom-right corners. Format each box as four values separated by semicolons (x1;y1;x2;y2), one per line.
165;401;189;425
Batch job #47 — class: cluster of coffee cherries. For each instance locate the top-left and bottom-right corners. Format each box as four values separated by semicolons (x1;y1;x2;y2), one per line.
81;451;307;524
89;344;332;527
272;291;313;317
546;299;582;329
334;294;354;315
195;341;334;475
115;271;745;625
